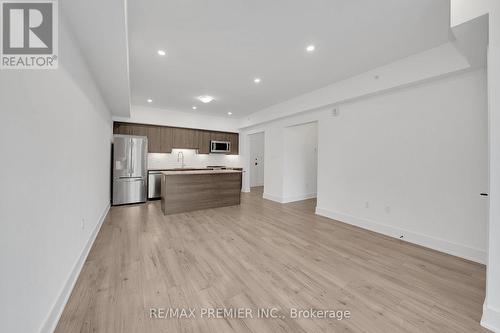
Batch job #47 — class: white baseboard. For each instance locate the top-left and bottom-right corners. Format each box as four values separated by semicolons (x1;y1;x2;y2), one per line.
481;304;500;333
315;207;486;264
263;192;317;204
281;193;317;203
40;203;110;333
263;192;283;203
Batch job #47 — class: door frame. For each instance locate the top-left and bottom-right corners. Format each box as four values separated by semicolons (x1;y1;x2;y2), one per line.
243;130;265;193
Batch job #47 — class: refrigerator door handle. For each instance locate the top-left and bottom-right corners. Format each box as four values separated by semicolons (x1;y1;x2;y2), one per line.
132;139;136;175
129;138;133;176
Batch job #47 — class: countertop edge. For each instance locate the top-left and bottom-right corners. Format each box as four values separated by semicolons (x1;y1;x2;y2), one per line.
161;170;243;176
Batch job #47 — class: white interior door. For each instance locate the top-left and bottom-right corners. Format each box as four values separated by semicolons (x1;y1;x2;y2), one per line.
249;132;265;187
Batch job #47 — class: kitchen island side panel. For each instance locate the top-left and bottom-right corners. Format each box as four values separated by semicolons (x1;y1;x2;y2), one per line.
161;172;242;215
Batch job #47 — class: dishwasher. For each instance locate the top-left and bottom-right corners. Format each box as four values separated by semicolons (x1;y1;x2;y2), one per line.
148;171;162;200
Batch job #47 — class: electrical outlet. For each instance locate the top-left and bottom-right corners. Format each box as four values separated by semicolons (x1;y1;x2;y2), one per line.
385;206;391;214
365;201;369;208
81;218;85;230
332;107;339;117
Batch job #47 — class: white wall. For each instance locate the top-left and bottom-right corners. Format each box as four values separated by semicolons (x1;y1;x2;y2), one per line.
0;17;112;333
61;0;131;116
262;124;285;200
241;109;329;199
451;0;495;26
451;1;500;331
115;105;241;133
316;69;488;263
283;122;318;202
241;69;488;264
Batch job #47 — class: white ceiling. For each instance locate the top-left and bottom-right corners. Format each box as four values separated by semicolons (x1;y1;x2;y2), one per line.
127;0;451;118
63;0;131;116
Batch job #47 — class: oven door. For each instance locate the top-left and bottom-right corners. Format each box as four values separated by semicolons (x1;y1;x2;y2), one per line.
211;141;231;153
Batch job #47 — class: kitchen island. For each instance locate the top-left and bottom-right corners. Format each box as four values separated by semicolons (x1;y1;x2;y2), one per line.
160;169;242;215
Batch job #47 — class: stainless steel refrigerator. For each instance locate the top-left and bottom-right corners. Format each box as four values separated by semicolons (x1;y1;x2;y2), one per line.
112;134;148;205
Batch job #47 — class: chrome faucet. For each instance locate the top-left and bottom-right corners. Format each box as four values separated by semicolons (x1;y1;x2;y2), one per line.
177;151;185;168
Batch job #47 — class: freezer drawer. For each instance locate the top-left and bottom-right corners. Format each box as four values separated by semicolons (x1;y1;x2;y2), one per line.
113;178;146;205
148;172;162;199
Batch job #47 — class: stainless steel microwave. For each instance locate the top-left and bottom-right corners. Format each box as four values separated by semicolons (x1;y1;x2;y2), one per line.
210;140;231;153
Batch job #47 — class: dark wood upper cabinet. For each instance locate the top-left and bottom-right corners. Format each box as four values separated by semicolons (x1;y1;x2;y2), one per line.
197;131;212;154
112;122;238;154
228;133;239;155
129;124;148;137
172;128;199;149
160;127;173;153
113;123;132;135
147;126;162;153
210;131;230;142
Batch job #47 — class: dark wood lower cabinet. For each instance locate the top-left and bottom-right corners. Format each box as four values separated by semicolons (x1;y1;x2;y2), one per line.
113;122;239;154
161;172;242;215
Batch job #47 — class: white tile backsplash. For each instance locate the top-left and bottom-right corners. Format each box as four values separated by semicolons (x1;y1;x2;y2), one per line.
148;149;241;170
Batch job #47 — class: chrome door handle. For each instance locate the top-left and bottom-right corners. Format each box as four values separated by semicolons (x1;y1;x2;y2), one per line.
128;139;132;177
130;139;135;175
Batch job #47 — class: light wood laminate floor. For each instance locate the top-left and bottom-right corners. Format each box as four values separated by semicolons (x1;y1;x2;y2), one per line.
56;187;489;333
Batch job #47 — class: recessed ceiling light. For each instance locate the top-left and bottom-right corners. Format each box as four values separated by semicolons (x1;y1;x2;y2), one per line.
227;112;232;116
147;98;153;103
254;78;261;84
157;50;166;56
192;106;197;110
306;45;315;53
198;95;215;103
